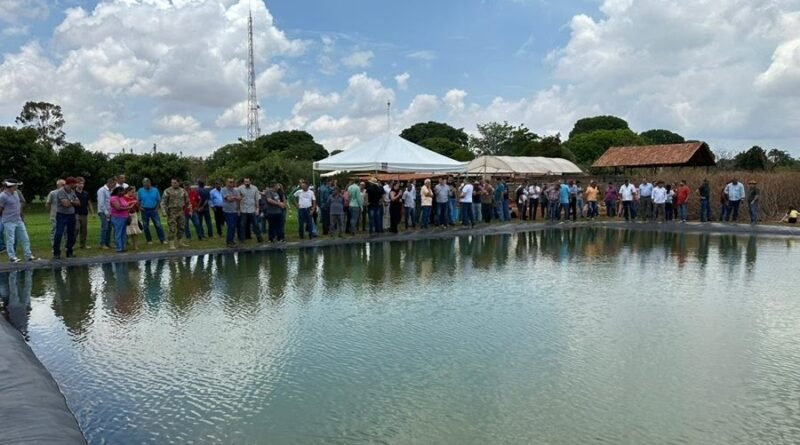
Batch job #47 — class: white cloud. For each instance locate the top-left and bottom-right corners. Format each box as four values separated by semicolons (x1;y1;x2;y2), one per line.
755;38;800;96
394;72;411;90
0;0;48;23
344;73;396;117
407;50;437;61
215;101;248;128
341;50;374;69
443;89;467;114
154;114;201;133
88;130;217;157
292;91;341;116
1;25;28;36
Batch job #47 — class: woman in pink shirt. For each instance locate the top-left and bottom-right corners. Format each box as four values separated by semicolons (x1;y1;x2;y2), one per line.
109;186;133;252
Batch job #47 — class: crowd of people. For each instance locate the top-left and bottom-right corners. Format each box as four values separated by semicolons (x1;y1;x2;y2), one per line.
0;173;791;264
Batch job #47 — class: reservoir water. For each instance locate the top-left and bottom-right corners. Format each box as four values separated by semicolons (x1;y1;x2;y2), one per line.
3;228;800;444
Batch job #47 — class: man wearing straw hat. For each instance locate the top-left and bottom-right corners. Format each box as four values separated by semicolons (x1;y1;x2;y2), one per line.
0;180;37;263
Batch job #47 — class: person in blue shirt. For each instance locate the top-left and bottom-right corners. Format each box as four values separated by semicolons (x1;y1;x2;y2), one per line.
209;180;225;237
559;180;571;223
137;178;165;244
196;180;213;238
318;180;333;236
493;179;506;221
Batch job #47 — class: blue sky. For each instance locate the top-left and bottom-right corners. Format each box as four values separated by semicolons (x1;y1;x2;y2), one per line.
1;0;799;156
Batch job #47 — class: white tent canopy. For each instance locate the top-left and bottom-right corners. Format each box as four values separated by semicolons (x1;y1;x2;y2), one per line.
313;133;467;173
465;156;583;176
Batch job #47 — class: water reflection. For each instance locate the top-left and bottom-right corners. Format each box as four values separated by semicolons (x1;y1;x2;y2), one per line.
0;229;772;343
0;270;32;339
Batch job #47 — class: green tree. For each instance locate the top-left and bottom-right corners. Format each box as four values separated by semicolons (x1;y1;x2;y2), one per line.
15;101;67;148
530;134;576;162
330;149;344;156
400;121;469;147
109;152;191;190
469;121;515;155
418;137;464;158
565;129;647;166
734;146;770;171
568;115;629;139
54;143;110;193
767;149;796;168
258;130;328;160
640;129;685;145
450;148;476;162
0;126;55;198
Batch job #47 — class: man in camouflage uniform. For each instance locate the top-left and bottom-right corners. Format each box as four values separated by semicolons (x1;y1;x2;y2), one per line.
162;178;190;249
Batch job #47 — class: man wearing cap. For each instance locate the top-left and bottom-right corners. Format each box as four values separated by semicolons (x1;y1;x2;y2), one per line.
52;177;80;259
162;178;190;249
138;178;166;245
748;180;760;225
45;179;66;247
0;180;37;263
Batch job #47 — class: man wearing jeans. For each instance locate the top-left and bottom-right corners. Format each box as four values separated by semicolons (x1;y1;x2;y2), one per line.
45;179;65;247
366;178;384;234
0;180;37;263
52;177;80;259
96;178;114;249
748;180;760;224
238;178;263;243
676;180;691;223
294;181;317;239
724;179;746;222
196;180;213;238
221;178;242;247
619;179;636;222
137;178;166;245
210;181;225;237
434;178;450;228
697;179;712;223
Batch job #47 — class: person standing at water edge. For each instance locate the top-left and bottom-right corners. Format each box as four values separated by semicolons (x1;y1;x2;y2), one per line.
238;178;263;243
220;178;242;247
528;182;541;221
109;187;132;252
748;180;760;224
328;187;346;237
137;178;166;245
459;180;474;227
388;182;403;233
403;183;416;229
45;179;65;247
162;179;190;250
318;180;332;236
604;182;617;217
435;178;450;228
652;181;667;223
295;181;317;239
347;180;362;234
366;178;384;235
585;181;599;220
697;179;712;223
638;179;653;222
196;181;213;239
420;179;433;229
676;180;690;223
74;178;93;249
96;178;115;249
559;180;571;223
264;183;286;242
724;179;746;222
210;181;225;237
619;179;636;222
0;180;37;263
52;177;80;259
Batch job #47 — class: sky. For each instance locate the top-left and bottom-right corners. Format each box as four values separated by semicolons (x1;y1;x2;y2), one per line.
1;0;800;157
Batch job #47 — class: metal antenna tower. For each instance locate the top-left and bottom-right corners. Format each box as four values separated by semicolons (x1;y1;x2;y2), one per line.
246;8;260;141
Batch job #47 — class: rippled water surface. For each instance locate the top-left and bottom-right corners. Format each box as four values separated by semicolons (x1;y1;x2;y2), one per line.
4;228;800;444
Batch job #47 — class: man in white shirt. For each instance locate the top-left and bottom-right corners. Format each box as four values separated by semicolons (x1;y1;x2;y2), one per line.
294;181;317;239
459;181;474;227
652;181;667;223
638;179;654;222
96;177;115;249
527;183;541;221
619;179;636;222
724;178;746;222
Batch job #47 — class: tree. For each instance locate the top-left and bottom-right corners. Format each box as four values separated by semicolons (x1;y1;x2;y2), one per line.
568;115;629;139
640;129;685;145
565;129;647;166
418;137;465;158
54;143;110;194
450;148;476;162
767;149;796;168
108;152;191;190
530;134;576;162
15;101;66;148
469;121;516;155
734;146;770;171
257;130;328;161
400;121;469;147
0;126;55;198
330;149;344;156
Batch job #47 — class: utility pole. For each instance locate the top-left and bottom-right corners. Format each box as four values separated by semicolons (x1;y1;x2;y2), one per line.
246;7;261;141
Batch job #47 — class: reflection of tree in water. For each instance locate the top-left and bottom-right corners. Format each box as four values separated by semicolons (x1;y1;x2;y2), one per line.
265;250;290;301
98;262;143;322
163;256;216;318
52;267;95;338
0;270;32;340
215;253;264;318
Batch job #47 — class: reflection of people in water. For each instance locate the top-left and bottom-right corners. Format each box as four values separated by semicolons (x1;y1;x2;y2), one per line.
0;270;33;339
